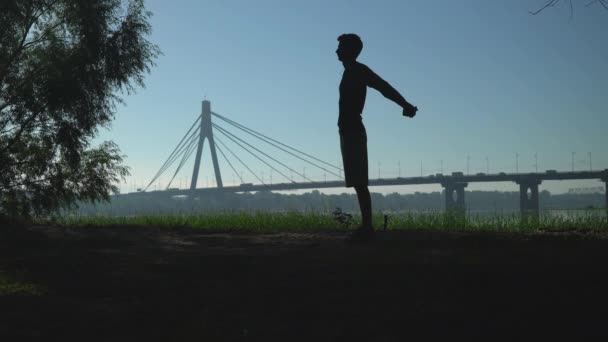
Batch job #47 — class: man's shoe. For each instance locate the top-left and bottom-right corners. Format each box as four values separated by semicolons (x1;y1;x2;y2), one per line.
348;226;375;243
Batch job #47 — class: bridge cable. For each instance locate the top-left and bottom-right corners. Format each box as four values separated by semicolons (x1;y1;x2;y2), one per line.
144;115;201;191
213;123;311;183
212;111;341;171
166;134;200;189
149;116;201;181
145;127;199;191
214;125;292;184
156;129;199;179
213;114;342;179
165;137;198;189
214;139;244;184
214;135;265;185
214;124;302;184
212;111;343;176
211;112;343;176
147;129;199;191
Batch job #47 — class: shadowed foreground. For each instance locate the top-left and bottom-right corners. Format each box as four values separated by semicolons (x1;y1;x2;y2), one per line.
1;226;608;340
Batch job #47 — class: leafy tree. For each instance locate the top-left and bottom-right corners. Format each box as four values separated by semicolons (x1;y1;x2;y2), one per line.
0;0;159;218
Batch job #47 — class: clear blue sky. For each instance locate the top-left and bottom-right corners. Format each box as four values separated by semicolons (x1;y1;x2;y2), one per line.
97;0;608;194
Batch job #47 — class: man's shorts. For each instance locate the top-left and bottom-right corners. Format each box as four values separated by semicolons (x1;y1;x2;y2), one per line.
340;128;368;188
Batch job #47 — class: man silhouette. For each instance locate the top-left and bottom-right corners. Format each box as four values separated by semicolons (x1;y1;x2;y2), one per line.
336;33;417;241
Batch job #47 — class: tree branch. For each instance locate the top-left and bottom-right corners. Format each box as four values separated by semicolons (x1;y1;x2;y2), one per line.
0;6;36;81
587;0;608;10
531;0;608;15
530;0;563;15
1;174;50;192
0;105;45;154
0;0;61;82
21;19;66;50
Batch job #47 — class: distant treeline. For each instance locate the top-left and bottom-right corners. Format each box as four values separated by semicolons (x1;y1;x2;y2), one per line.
72;190;606;216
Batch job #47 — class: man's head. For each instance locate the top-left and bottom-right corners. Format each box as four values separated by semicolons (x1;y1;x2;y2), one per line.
336;33;363;63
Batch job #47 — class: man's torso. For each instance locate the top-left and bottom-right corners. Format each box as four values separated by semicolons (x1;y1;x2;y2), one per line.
338;62;369;131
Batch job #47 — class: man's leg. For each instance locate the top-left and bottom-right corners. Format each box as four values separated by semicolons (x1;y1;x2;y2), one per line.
354;185;372;229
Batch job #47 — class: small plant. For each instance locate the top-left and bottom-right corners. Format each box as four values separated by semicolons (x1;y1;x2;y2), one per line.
332;207;353;227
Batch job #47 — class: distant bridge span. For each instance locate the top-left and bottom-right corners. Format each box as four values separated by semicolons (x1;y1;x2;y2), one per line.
132;100;608;217
126;170;608;217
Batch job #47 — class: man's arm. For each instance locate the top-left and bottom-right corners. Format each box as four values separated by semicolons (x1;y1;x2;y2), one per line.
364;65;417;117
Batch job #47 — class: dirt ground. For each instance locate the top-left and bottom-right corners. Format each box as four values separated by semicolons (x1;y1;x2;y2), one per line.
1;225;608;341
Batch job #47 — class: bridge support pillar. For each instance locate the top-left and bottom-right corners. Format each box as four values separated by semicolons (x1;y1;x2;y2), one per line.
190;100;223;190
602;177;608;212
442;182;468;213
516;179;541;220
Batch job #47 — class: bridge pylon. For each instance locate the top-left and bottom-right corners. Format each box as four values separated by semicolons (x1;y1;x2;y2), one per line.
190;100;223;190
442;182;468;213
602;172;608;212
517;179;542;220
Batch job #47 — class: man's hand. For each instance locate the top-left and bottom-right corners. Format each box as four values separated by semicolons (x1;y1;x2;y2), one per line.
402;103;418;118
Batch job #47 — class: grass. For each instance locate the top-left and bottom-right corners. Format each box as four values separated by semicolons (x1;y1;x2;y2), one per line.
47;209;608;234
0;272;46;296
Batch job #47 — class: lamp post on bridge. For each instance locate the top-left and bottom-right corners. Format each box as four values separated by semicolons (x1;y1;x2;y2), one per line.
571;152;575;172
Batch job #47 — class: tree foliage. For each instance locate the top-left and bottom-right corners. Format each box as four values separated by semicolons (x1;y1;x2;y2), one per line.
0;0;159;218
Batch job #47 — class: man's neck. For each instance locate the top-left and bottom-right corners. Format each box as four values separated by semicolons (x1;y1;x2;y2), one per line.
342;60;357;69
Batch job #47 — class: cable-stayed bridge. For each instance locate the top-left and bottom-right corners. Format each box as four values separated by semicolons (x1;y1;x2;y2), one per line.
143;100;343;193
127;100;608;216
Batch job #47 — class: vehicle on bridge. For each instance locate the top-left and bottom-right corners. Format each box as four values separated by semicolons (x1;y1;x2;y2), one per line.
239;183;254;190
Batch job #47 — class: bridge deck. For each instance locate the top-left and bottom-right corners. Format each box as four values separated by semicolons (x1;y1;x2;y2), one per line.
126;170;608;197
